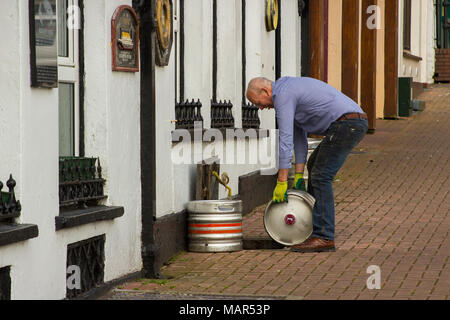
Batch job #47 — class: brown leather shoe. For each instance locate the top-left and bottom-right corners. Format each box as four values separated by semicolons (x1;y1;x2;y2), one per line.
290;237;336;253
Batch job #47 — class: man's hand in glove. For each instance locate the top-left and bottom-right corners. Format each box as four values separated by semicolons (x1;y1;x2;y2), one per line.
273;181;288;203
294;172;306;192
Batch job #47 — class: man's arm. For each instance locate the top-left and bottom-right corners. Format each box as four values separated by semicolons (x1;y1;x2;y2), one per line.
278;124;307;182
275;91;297;182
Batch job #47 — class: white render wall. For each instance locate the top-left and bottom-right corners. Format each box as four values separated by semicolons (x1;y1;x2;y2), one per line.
83;0;142;283
424;0;436;84
0;0;142;299
399;0;435;84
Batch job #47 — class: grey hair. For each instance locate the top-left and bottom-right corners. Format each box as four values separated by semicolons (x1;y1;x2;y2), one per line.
247;77;272;96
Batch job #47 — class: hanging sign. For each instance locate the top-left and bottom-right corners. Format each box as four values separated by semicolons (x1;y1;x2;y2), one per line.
111;5;140;72
265;0;279;32
29;0;58;88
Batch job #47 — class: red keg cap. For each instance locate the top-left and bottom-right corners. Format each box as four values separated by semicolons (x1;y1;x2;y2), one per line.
285;214;296;225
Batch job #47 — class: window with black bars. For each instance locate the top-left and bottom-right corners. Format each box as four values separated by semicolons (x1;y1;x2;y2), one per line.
209;0;236;130
59;157;106;209
175;99;204;129
0;266;11;301
66;235;105;299
211;100;235;129
174;0;203;130
403;0;411;51
242;102;260;129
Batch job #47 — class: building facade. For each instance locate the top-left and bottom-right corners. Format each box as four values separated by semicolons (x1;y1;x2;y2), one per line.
0;0;441;299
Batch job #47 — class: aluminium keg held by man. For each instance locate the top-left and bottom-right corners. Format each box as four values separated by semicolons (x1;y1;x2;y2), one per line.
246;76;368;253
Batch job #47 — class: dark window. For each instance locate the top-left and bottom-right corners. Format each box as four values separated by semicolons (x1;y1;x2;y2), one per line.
403;0;411;50
301;0;310;76
436;0;450;49
0;266;11;301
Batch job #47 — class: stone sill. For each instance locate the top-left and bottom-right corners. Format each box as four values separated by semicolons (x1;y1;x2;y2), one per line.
0;223;39;247
172;128;270;143
56;206;124;231
403;51;423;61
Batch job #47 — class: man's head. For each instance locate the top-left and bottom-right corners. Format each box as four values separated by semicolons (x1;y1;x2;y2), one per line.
246;77;274;110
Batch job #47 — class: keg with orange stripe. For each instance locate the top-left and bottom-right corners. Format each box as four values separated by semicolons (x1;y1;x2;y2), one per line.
187;200;243;252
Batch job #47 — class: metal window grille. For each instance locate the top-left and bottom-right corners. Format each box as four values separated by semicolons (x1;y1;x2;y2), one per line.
66;235;105;299
0;266;11;300
0;175;22;223
242;102;260;129
175;99;203;129
211;100;235;129
59;157;107;209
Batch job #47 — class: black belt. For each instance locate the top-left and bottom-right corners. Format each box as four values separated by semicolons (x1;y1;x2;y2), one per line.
337;113;367;121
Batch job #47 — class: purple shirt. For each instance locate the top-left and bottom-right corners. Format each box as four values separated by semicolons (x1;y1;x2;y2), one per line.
272;77;365;169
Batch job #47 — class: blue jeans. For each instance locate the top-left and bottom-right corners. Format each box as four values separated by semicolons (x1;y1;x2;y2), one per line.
307;118;368;241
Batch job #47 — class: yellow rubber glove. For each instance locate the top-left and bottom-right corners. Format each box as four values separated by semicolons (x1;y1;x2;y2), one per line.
294;173;306;192
273;181;288;203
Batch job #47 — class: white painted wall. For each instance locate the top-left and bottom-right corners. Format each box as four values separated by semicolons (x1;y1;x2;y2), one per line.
280;0;300;77
246;0;276;130
0;0;142;299
0;0;21;183
425;0;436;84
399;0;435;84
84;0;142;283
0;0;299;298
156;0;282;217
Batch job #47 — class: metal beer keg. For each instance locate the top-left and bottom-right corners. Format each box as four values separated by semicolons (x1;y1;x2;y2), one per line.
264;190;315;246
187;200;243;252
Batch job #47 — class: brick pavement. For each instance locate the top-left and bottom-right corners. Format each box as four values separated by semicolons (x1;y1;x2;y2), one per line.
106;84;449;300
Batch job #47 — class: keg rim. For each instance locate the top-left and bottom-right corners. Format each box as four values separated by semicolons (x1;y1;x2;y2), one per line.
187;199;243;214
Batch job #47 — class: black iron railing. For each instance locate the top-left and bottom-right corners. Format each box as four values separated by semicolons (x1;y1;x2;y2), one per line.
175;99;203;129
242;102;261;129
0;175;22;222
59;157;106;209
211;100;235;129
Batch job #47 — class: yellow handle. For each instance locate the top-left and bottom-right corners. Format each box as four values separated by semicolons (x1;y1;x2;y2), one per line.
212;171;232;200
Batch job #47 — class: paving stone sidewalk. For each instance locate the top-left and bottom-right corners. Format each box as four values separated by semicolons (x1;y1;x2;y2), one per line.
105;84;449;300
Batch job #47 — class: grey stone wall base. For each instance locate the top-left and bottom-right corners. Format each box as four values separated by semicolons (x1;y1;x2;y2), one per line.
153;210;188;274
0;224;39;247
56;206;124;230
238;170;277;216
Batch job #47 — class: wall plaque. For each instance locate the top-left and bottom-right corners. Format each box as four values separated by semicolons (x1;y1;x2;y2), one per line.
29;0;58;88
111;5;140;72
